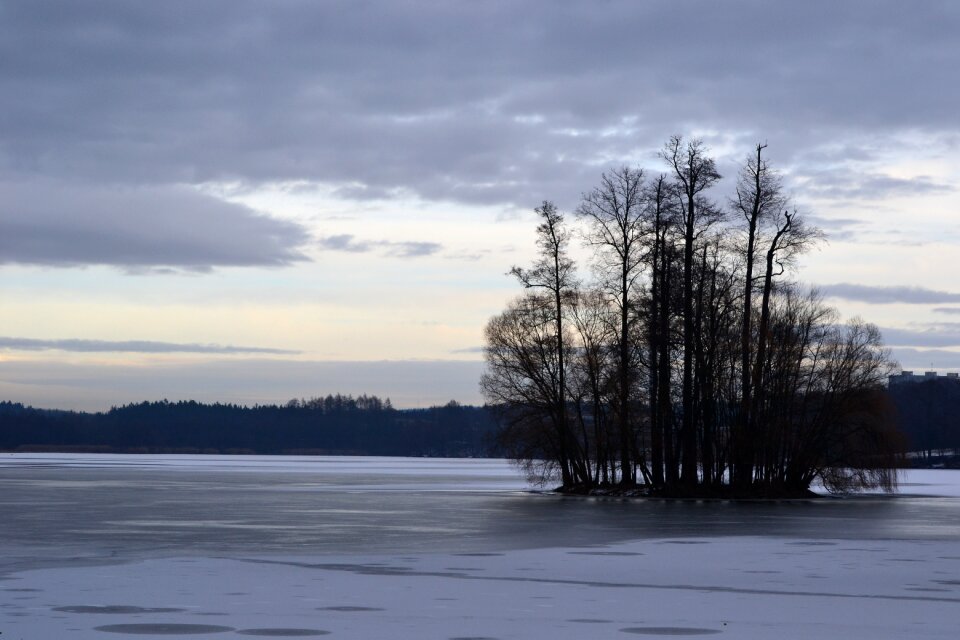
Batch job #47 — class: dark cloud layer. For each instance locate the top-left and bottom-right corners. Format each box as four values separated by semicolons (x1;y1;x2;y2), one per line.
2;1;958;213
0;336;297;355
820;283;960;305
0;181;309;269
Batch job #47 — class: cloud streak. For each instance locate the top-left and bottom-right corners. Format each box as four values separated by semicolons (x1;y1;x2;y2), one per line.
319;234;442;258
820;283;960;305
0;336;298;355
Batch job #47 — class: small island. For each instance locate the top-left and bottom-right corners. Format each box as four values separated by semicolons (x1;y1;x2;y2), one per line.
483;137;903;499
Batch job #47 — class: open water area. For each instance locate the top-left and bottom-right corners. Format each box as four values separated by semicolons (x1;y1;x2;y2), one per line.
2;454;959;638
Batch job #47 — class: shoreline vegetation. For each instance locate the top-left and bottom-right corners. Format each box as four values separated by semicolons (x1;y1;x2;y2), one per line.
3;386;958;471
483;137;913;499
0;396;497;458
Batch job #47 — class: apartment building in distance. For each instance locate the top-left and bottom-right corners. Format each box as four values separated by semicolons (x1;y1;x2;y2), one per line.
888;370;960;385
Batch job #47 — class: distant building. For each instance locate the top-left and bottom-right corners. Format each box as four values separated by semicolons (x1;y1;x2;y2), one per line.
888;370;960;385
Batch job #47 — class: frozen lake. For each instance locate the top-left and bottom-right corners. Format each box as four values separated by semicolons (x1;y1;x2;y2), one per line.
2;454;959;638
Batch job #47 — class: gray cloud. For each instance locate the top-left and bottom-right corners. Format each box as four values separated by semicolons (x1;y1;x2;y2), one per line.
797;171;954;201
319;234;442;258
0;181;309;269
384;241;443;258
318;234;372;253
1;1;958;212
0;336;298;355
820;283;960;304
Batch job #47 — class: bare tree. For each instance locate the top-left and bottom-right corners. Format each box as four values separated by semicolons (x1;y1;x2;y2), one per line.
662;136;723;487
505;202;582;485
731;143;788;488
576;167;647;484
643;174;678;486
481;293;585;486
568;289;617;485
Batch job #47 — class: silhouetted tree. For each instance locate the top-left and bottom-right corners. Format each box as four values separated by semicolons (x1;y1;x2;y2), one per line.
484;135;903;496
577;167;648;484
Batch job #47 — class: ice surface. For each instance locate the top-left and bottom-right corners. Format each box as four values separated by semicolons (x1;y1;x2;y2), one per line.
1;454;959;639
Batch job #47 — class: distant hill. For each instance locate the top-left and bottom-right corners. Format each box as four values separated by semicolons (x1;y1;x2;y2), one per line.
0;396;499;457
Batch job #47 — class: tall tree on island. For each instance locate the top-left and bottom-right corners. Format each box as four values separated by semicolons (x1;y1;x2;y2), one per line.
662;136;723;487
576;167;648;485
731;143;787;489
485;201;583;486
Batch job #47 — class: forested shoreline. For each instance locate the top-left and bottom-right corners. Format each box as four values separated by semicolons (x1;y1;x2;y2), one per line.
483;137;910;497
0;396;496;457
0;381;957;469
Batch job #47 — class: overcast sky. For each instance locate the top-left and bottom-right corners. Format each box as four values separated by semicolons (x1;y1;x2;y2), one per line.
2;1;960;409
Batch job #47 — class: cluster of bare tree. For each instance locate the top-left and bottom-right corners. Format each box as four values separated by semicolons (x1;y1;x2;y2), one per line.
482;137;904;497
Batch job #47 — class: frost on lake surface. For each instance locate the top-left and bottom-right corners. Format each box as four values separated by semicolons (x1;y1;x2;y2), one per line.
1;454;959;639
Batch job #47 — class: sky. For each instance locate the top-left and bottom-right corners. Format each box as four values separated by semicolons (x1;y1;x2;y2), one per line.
2;0;960;410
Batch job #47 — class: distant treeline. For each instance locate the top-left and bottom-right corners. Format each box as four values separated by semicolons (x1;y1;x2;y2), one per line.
0;395;498;457
0;383;956;464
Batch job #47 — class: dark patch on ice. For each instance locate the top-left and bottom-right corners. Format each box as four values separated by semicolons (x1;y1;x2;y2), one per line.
568;618;614;623
569;551;644;556
95;623;234;634
659;541;709;545
444;567;482;571
933;579;960;586
938;556;960;560
889;558;925;562
4;587;41;592
225;592;249;596
55;605;185;614
194;612;230;616
454;552;503;557
435;597;458;601
236;629;330;636
905;587;950;592
743;570;781;574
318;605;384;612
238;557;960;604
785;541;837;546
620;627;721;635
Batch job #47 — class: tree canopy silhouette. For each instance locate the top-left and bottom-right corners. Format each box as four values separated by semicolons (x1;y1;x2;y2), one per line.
483;137;904;497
